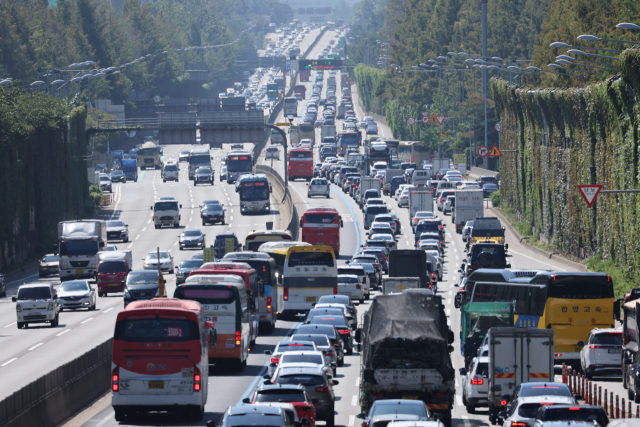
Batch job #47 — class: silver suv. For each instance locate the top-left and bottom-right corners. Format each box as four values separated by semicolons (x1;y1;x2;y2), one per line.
307;178;330;198
13;283;60;328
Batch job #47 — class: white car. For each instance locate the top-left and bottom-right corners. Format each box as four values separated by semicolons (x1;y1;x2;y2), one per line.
500;395;576;427
580;327;622;380
461;356;490;413
58;280;97;311
265;145;281;160
337;274;365;303
142;250;174;273
395;184;412;201
277;351;334;378
443;195;455;214
264;340;318;376
13;283;60;328
424;250;443;281
307;178;331;198
373;214;397;234
220;165;227;180
398;189;410;207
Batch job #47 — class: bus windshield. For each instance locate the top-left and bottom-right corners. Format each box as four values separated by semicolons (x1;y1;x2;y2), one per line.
189;154;210;166
472;282;546;316
547;276;614;299
290;151;312;159
115;318;200;342
304;213;338;224
288;252;334;267
240;181;269;201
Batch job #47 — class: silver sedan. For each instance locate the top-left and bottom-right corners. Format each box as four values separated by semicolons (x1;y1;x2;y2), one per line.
58;280;97;311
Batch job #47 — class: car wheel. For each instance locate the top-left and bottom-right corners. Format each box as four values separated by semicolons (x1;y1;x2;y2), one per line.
466;405;475;414
326;195;330;198
202;220;206;226
163;179;166;183
170;268;174;274
17;322;24;329
114;408;126;422
221;218;225;225
326;411;335;427
123;237;128;243
51;314;59;327
39;272;45;278
337;357;344;367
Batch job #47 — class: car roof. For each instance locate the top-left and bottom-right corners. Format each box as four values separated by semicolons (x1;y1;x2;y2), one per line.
19;283;53;289
518;396;575;404
257;383;306;391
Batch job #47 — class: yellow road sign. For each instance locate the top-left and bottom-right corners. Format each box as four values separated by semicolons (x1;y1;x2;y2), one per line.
440;133;447;138
489;144;503;157
276;122;291;126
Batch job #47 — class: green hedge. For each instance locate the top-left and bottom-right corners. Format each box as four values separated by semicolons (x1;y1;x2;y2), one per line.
0;88;90;269
353;64;387;114
492;48;640;287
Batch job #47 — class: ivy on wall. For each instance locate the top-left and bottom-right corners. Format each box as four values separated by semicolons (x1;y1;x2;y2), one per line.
0;88;90;269
492;48;640;285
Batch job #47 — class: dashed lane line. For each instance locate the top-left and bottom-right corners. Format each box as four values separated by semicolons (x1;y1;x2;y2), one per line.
1;358;17;367
28;343;44;351
56;329;71;337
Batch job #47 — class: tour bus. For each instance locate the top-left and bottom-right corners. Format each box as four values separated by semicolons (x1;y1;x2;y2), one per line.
461;270;615;366
244;230;293;252
281;245;338;316
226;151;253;183
267;83;279;101
298;122;316;144
300;208;344;258
237;174;271;214
398;141;430;165
139;140;161;170
176;275;250;371
338;132;361;156
188;149;212;180
223;252;279;333
288;148;314;181
284;97;298;117
111;299;210;421
189;263;260;343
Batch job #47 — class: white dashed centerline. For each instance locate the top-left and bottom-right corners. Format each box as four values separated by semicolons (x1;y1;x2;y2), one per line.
81;318;93;324
56;329;71;337
1;358;18;367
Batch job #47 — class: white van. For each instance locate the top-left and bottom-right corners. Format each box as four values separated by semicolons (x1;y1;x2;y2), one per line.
412;170;431;187
162;160;180;182
13;283;60;328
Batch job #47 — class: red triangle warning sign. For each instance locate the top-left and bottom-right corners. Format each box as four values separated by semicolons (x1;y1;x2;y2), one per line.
577;185;603;207
435;115;446;126
488;144;502;157
428;113;438;124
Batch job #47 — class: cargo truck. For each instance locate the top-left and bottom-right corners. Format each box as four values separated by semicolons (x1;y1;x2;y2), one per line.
96;250;133;297
469;217;505;245
409;189;434;219
381;169;403;195
431;158;451;178
337;105;348;119
320;125;336;141
357;177;381;207
356;292;455;426
453;189;483;233
382;277;420;294
388;249;430;289
120;159;138;182
57;220;107;281
486;327;554;425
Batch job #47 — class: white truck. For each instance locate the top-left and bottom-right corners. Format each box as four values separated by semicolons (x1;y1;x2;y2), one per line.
411;169;431;187
321;125;337;141
57;220;107;281
409;188;434;219
432;158;452;178
487;327;555;425
357;177;382;206
382;277;420;294
453;189;484;234
151;198;182;228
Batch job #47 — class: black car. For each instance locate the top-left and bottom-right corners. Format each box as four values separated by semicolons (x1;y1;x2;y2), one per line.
213;232;242;259
483;183;499;198
305;316;354;355
535;405;608;427
179;229;206;250
201;203;225;225
175;259;204;284
194;166;214;186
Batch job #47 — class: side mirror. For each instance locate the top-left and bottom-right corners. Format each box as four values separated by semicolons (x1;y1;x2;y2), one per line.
625;358;632;365
306;183;309;186
150;206;153;210
614;299;621;321
12;297;17;302
505;243;509;250
242;397;250;404
264;350;273;355
332;380;339;385
448;330;454;343
179;204;182;208
497;411;507;422
573;394;583;401
301;418;310;426
460;263;465;270
577;341;584;347
354;328;362;343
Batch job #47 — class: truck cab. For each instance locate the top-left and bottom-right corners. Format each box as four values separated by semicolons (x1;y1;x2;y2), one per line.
151;199;182;228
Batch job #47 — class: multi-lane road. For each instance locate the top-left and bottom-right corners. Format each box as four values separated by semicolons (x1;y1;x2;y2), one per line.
0;27;621;427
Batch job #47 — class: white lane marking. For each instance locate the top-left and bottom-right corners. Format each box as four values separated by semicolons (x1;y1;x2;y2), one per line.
28;343;44;351
351;395;358;406
509;249;567;271
81;318;93;324
230;217;233;221
109;185;122;220
455;255;459;260
447;299;451;305
147;220;151;224
173;241;178;246
453;248;457;253
104;307;114;313
127;243;134;249
462;415;471;426
355;377;360;387
142;227;147;232
94;413;114;427
1;358;18;367
4;322;16;328
448;291;452;296
348;416;356;427
135;235;140;240
446;308;451;316
56;329;71;337
457;395;464;406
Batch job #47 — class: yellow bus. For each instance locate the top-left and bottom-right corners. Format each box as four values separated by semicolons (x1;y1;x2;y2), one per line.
139;140;162;170
398;141;430;165
244;230;293;252
462;271;615;367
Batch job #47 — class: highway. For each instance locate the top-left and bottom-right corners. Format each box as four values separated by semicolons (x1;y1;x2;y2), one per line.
1;27;620;427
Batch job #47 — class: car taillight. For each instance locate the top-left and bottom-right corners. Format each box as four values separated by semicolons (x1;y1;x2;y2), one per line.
236;330;241;347
289;165;291;170
471;378;483;385
589;345;601;349
332;339;341;347
338;329;350;335
194;366;201;391
333;287;338;295
325;350;334;356
112;366;119;392
271;357;281;364
267;296;272;313
362;277;366;283
356;284;361;289
284;288;289;301
414;218;419;222
315;385;331;393
511;423;527;427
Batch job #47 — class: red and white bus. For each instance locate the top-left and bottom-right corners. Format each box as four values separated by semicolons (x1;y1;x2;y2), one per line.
189;262;260;343
300;208;344;258
111;298;211;421
288;148;314;182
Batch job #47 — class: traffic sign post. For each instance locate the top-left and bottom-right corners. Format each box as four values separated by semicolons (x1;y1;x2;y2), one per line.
407;117;416;125
477;145;489;157
577;185;603;207
421;116;429;124
488;144;502;157
421;111;430;117
435;116;446;127
495;123;502;132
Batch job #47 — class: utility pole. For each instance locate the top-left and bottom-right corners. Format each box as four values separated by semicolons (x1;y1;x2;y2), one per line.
482;0;489;168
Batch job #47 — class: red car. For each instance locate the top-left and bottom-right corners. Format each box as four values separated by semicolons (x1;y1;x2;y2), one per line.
245;384;317;427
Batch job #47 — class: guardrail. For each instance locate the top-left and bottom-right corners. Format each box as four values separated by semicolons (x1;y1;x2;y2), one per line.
255;165;299;241
0;340;112;427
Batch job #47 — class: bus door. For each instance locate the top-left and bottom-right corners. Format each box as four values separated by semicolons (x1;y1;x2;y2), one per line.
175;280;250;369
300;210;343;257
112;299;209;416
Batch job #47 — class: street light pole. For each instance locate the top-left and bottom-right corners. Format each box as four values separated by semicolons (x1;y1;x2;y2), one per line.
482;0;488;168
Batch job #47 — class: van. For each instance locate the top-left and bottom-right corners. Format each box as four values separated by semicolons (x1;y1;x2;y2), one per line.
412;170;431;187
96;251;133;297
162;160;179;182
364;205;389;229
13;283;60;328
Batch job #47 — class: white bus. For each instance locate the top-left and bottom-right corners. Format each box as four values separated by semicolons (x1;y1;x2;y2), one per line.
281;245;338;316
237;174;271;214
284;97;298;117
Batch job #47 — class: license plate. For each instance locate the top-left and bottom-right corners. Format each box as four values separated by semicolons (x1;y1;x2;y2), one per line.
75;269;84;274
609;349;622;353
226;341;235;348
148;380;165;389
30;312;41;316
402;396;419;400
305;297;317;303
163;221;171;224
299;170;304;172
317;241;325;245
339;292;350;296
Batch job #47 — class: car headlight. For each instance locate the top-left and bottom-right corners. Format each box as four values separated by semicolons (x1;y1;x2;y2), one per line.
124;288;131;297
154;288;160;297
16;304;22;312
47;301;54;310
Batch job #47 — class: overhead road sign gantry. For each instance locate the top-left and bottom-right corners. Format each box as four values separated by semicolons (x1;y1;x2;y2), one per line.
297;59;343;70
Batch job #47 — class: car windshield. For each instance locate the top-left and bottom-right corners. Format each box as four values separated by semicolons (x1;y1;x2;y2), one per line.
107;220;125;227
147;252;169;259
180;260;203;269
183;230;202;237
519;384;572;398
541;407;605;425
17;287;51;300
277;344;315;353
519;404;547;419
351;257;376;264
205;205;223;212
338;276;359;283
127;272;158;284
197;167;212;173
43;255;59;262
59;281;89;292
591;333;622;345
372;403;427;418
255;390;306;403
99;261;126;273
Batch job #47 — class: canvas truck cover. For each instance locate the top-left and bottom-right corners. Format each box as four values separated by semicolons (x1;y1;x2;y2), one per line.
361;293;454;382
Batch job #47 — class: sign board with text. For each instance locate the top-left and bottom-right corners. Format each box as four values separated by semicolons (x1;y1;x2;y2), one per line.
577;185;603;207
298;59;343;70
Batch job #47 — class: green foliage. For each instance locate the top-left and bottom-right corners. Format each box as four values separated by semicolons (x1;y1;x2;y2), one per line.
492;48;640;293
587;255;637;298
89;184;103;208
0;87;89;269
490;190;501;207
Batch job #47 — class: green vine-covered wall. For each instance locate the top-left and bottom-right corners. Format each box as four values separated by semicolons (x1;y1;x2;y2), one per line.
0;88;90;269
492;48;640;281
